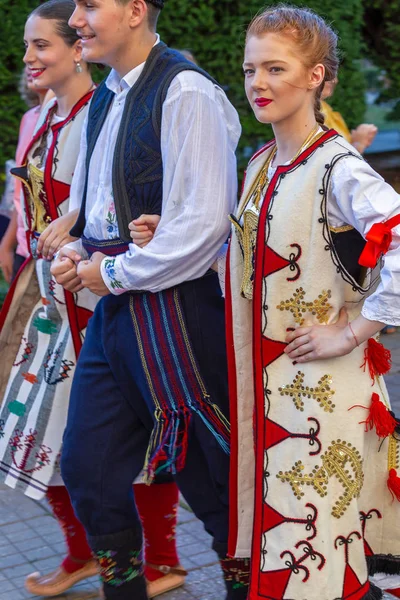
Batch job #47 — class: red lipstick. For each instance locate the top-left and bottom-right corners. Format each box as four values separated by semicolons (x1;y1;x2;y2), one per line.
255;98;272;107
30;69;46;79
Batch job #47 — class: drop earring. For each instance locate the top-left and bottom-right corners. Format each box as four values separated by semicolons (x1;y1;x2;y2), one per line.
75;62;83;74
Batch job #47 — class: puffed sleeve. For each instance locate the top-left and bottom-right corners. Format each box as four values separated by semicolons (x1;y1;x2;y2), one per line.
330;156;400;325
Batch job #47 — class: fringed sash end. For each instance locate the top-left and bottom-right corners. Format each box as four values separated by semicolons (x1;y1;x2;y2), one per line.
130;287;230;480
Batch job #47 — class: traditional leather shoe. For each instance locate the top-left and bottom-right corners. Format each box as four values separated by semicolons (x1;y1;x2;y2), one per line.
146;564;187;598
25;559;99;597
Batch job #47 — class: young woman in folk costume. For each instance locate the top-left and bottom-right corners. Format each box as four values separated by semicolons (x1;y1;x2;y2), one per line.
0;1;184;597
226;7;400;600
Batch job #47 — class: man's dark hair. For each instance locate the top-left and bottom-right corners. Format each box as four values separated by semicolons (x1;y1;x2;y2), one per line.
116;0;164;31
146;1;162;30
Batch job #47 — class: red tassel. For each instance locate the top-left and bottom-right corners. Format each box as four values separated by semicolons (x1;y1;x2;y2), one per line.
361;392;396;438
362;338;392;384
387;469;400;502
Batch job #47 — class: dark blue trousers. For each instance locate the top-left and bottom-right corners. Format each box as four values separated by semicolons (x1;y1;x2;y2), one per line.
62;273;248;600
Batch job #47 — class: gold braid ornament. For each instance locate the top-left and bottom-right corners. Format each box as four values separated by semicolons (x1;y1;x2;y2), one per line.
232;125;322;300
277;440;364;518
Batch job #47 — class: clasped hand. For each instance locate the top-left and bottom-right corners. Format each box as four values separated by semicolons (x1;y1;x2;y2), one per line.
52;213;161;295
51;249;109;296
284;307;356;363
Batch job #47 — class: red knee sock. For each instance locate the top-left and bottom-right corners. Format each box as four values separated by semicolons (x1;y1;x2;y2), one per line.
46;485;93;574
134;482;180;582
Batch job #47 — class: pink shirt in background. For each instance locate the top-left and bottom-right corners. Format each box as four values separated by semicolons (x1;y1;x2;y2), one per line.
14;106;41;258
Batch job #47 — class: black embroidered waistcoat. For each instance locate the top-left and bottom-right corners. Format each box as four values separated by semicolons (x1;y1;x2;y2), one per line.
71;43;218;242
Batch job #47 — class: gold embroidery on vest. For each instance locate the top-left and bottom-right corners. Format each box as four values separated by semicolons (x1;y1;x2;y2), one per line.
279;371;335;413
20;163;50;234
329;224;354;233
277;440;363;518
276;287;332;325
230;210;259;300
232;126;324;302
388;435;400;471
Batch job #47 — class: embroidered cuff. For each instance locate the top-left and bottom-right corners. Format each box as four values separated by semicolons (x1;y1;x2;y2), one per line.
101;256;128;295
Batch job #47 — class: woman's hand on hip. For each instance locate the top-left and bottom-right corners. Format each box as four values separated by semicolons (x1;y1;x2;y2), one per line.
284;307;356;363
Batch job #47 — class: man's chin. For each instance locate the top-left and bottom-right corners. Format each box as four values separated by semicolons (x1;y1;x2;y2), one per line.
82;47;101;64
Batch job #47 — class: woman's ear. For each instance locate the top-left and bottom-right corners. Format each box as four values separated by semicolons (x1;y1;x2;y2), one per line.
73;39;83;64
309;63;325;90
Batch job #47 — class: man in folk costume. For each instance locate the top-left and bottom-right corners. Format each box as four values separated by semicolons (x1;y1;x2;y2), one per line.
51;0;249;599
226;7;400;600
0;2;192;598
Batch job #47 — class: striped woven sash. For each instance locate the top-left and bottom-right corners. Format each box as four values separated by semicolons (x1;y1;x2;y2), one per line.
82;236;230;481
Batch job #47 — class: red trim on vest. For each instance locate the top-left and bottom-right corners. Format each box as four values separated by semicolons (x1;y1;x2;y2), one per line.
226;242;240;557
0;256;32;332
52;89;94;133
263;245;291;277
262;336;287;367
264;418;291;450
248;139;276;165
345;581;370;600
44;130;70;220
249;129;338;598
64;291;85;360
19;91;94;230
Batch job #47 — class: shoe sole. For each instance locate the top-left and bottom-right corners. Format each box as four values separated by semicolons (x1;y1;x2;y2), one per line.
147;575;186;598
25;564;99;596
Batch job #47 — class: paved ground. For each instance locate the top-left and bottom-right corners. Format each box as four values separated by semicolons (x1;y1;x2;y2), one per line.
0;331;399;600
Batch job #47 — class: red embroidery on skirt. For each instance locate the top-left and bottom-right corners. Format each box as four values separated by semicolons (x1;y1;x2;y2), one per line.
22;372;38;384
48;279;65;305
13;338;34;367
9;429;52;474
43;345;74;385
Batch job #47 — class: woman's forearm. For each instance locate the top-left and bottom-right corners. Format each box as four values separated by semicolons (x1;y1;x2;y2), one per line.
345;314;385;348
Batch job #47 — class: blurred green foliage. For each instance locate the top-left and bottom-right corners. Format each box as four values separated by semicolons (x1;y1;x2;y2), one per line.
0;0;38;176
0;0;370;179
0;0;104;185
159;0;367;171
363;0;400;120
